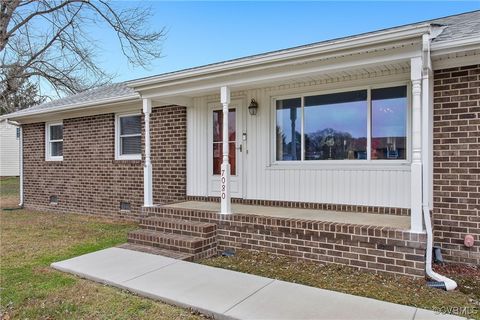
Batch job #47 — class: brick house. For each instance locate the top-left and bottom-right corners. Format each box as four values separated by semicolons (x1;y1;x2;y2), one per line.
6;11;479;284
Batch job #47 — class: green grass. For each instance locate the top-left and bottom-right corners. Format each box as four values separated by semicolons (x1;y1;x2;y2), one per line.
0;176;19;197
201;250;480;319
0;188;204;319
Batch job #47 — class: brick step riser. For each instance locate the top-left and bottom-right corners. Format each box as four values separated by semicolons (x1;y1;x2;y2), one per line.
141;219;216;233
150;208;219;223
127;237;217;256
139;217;216;234
118;243;195;261
139;224;216;238
127;232;217;254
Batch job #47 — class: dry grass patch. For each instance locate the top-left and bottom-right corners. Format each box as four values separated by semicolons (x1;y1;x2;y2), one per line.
0;190;205;319
201;250;480;319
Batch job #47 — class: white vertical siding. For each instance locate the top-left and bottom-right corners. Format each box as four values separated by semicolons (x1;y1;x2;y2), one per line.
187;74;411;208
186;97;209;196
0;120;20;176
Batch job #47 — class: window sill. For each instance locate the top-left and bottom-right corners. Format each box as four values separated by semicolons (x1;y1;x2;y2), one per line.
115;155;142;161
266;161;411;171
45;157;63;162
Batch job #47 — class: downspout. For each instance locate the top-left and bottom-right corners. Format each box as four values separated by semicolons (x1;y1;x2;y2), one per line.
421;32;456;291
6;119;23;207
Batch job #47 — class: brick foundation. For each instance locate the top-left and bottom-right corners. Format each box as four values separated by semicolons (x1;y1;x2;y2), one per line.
433;64;480;265
144;205;426;278
22;105;187;219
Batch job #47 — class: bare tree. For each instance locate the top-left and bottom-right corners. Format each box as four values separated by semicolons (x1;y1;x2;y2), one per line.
0;0;165;114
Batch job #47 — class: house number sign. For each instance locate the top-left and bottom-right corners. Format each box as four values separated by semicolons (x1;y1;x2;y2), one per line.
221;169;226;199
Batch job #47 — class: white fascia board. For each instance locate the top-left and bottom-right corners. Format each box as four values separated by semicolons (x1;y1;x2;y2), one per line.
7;95;141;123
128;24;431;89
430;36;480;56
6;94;140;122
139;46;418;99
133;40;420;95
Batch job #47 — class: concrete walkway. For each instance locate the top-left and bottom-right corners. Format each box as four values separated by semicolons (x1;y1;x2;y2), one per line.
51;248;465;320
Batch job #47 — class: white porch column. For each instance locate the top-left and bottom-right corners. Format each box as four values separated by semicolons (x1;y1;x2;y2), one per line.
143;98;153;207
410;57;423;233
220;86;231;214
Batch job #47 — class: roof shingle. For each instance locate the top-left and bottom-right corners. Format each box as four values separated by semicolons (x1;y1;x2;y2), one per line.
7;10;479;119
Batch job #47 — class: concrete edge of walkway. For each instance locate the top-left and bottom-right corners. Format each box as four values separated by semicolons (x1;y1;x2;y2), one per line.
52;262;120;288
115;282;231;320
50;248;468;320
51;259;233;319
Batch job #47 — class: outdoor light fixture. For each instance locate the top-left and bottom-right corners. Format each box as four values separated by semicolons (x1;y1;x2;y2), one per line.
248;98;258;115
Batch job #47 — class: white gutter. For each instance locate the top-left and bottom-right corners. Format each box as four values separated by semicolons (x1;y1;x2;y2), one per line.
421;32;457;291
6;119;23;207
18;125;23;207
430;35;480;56
128;23;432;89
6;94;139;121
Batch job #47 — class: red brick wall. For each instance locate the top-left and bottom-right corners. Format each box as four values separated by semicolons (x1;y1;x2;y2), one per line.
147;206;426;278
151;106;187;204
433;64;480;265
22;105;186;219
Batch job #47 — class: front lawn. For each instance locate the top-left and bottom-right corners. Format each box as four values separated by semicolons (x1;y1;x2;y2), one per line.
0;181;203;319
0;177;20;208
202;250;480;319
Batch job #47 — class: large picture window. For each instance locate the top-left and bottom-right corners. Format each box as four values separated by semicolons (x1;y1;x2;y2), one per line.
115;113;142;160
45;122;63;161
304;90;367;160
274;85;408;162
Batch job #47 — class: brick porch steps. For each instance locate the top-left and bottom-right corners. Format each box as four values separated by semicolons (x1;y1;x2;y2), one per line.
127;216;218;261
142;204;427;278
139;216;216;237
117;243;194;261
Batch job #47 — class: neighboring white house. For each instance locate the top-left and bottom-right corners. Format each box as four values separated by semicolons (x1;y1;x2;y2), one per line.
0;118;20;177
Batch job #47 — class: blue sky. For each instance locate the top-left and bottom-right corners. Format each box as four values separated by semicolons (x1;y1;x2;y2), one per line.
93;1;479;83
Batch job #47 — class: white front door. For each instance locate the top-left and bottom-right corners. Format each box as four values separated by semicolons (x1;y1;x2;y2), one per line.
208;100;244;198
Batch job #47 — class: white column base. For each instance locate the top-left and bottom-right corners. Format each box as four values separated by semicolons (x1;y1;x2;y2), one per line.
220;162;231;214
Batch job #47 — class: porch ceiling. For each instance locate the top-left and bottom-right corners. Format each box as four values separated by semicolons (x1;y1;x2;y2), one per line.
259;61;411;88
149;60;411;107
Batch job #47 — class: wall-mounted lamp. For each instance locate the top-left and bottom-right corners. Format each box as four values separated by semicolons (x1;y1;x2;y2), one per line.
248;98;258;116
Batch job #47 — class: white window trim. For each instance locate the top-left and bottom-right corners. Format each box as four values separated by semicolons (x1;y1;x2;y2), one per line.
115;112;142;160
45;121;64;161
270;81;411;167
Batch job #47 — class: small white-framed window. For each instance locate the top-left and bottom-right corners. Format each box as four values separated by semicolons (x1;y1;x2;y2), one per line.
115;113;142;160
45;122;64;161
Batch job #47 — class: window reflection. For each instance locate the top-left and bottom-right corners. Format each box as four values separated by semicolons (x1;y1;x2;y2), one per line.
371;86;407;160
213;109;236;174
274;86;408;162
276;98;301;161
304;90;367;160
